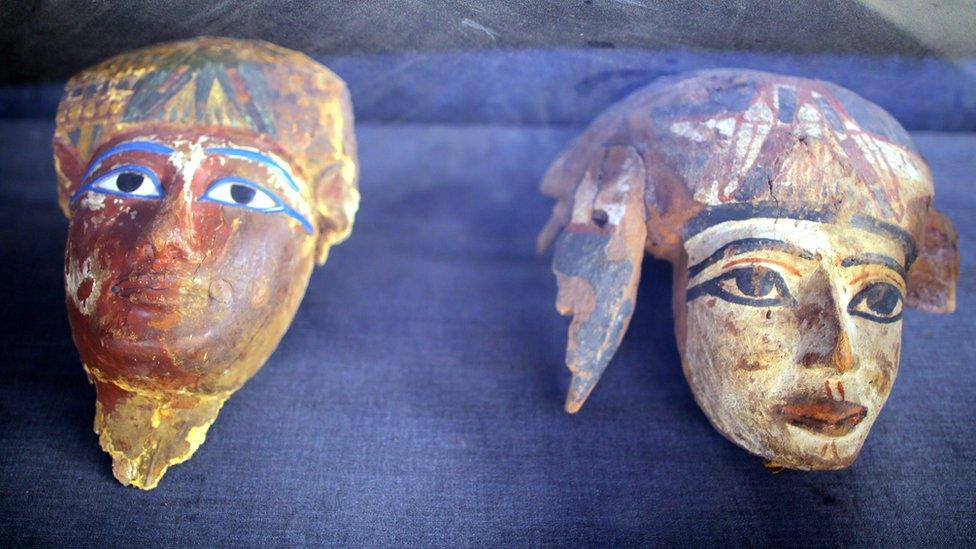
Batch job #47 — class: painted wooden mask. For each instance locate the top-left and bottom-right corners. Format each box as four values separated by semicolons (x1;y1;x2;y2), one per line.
538;70;958;470
53;38;359;489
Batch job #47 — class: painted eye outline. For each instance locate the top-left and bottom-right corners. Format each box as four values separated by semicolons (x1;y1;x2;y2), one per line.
200;176;314;234
687;265;796;307
69;165;164;205
847;281;904;324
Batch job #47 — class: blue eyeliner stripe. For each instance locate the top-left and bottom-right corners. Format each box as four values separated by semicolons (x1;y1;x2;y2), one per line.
70;164;163;205
202;176;314;234
279;202;315;234
81;142;174;182
204;147;301;192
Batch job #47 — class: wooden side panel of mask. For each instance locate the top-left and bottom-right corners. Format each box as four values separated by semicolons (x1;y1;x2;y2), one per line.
545;146;647;413
907;208;959;313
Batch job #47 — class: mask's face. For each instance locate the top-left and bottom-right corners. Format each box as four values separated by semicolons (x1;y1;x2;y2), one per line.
64;128;318;394
676;218;906;469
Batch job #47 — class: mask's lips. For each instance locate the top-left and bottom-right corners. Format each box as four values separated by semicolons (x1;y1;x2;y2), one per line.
773;397;867;437
112;272;196;306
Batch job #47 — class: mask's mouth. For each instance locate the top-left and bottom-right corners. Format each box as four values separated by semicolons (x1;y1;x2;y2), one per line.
112;275;181;305
772;397;867;437
111;271;202;307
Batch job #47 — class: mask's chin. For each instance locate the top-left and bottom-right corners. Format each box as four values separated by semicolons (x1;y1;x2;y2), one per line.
685;361;880;470
75;297;293;489
769;419;874;470
709;401;876;470
87;375;230;490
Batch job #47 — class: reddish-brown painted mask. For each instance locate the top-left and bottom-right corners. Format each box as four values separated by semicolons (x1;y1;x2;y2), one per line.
54;38;359;489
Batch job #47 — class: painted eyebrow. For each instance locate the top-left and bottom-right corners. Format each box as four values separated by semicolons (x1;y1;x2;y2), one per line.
204;147;301;192
841;253;907;281
82;141;175;182
688;238;815;278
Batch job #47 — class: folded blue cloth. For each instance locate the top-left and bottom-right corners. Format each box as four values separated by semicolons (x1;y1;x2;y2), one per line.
0;117;972;545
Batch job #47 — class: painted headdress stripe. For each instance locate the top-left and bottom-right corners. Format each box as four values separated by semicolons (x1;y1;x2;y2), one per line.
683;202;918;269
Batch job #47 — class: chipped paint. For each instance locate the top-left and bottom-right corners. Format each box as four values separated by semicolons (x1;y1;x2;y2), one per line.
80;192;106;211
65;254;103;317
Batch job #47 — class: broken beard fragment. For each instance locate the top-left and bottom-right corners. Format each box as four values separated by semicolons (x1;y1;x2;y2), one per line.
538;70;958;470
54;37;359;489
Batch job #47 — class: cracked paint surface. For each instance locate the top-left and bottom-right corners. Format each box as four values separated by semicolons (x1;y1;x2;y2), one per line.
52;38;359;489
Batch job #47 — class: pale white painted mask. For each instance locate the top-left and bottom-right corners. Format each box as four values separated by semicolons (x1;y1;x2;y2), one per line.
538;69;958;469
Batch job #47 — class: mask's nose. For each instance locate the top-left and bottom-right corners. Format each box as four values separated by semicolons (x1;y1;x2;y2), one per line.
794;267;856;373
136;183;203;267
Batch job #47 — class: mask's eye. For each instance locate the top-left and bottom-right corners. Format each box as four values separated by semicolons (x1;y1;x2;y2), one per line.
687;265;795;307
200;177;314;234
848;282;903;323
202;178;281;211
71;165;163;205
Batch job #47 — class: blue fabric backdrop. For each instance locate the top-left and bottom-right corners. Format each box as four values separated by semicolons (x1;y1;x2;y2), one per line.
0;52;974;546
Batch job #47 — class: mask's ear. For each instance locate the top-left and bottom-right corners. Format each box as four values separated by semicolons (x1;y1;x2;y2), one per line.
545;146;647;413
906;208;958;313
53;138;85;218
312;160;360;265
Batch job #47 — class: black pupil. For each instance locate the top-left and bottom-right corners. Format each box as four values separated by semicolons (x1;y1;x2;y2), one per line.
865;284;900;315
735;267;775;297
117;173;144;193
230;184;256;204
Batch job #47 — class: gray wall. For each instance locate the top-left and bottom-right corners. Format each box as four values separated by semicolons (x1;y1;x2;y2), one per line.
3;0;976;84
